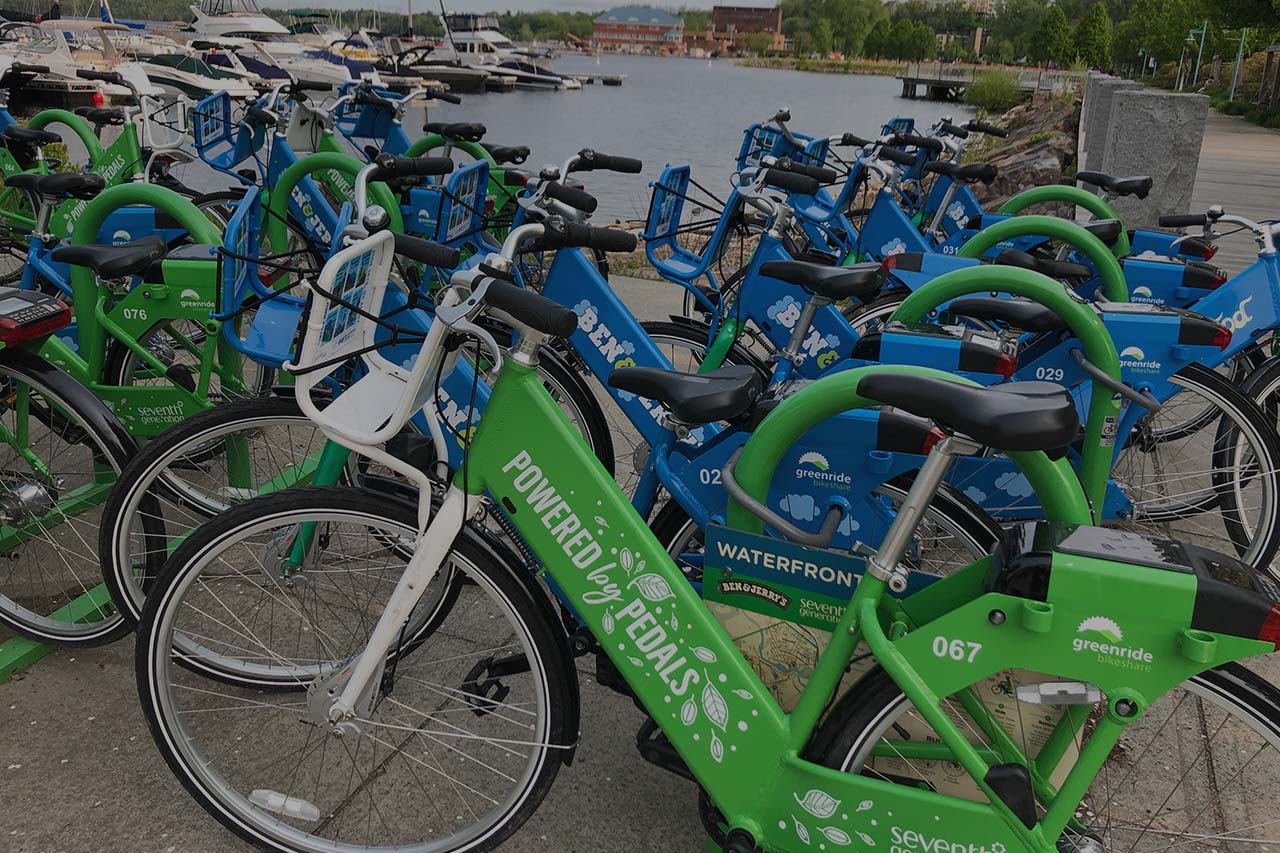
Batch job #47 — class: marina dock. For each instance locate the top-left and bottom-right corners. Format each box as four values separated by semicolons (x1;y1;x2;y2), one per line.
898;62;1083;101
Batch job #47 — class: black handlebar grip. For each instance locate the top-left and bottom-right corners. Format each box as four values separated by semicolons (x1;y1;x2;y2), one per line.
967;120;1008;138
578;150;644;174
485;279;579;338
372;154;455;180
1159;213;1210;228
774;158;838;184
762;168;819;195
430;89;462;105
11;63;49;75
246;106;277;126
392;233;461;270
894;133;944;152
544;181;599;214
293;79;332;92
76;69;123;85
840;132;870;147
939;122;970;139
772;108;791;124
877;147;918;167
356;92;398;110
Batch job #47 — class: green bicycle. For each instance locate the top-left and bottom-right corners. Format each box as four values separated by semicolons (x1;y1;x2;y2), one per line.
135;215;1280;852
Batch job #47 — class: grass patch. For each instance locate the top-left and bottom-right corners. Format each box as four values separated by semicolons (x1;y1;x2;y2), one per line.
963;68;1024;112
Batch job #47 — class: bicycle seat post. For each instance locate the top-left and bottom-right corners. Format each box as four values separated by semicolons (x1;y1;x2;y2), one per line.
866;433;981;592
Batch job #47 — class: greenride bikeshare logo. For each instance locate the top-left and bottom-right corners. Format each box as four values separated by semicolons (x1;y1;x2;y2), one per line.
795;451;851;491
1071;616;1154;671
1118;346;1162;374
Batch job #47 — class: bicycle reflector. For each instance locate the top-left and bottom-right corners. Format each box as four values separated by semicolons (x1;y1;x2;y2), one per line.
92;90;105;109
0;290;70;346
1258;604;1280;650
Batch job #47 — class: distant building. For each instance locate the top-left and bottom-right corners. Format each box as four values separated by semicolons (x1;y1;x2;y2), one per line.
711;5;783;36
592;7;685;54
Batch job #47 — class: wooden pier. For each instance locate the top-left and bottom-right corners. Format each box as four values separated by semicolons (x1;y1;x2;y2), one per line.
568;74;626;86
898;62;1083;101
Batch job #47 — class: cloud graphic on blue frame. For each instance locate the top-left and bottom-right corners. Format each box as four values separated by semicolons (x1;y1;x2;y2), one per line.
994;472;1034;498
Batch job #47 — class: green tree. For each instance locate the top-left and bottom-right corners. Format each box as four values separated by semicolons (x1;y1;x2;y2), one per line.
990;0;1047;57
812;17;835;55
888;18;916;59
1074;1;1113;67
1031;4;1074;65
746;31;775;55
864;17;891;58
909;20;938;60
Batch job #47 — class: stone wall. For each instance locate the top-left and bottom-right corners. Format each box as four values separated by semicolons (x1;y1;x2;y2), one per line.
966;92;1081;216
1077;77;1208;229
1098;90;1208;229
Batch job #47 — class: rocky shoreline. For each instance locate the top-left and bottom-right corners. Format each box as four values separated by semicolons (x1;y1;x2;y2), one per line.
963;91;1081;216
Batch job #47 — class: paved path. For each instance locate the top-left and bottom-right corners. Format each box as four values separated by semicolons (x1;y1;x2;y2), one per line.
1191;112;1280;274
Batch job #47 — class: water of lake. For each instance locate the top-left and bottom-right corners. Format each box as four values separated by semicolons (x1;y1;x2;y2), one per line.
422;54;974;222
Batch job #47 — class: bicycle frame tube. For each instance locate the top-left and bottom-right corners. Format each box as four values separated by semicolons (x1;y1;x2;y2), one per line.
266;147;403;253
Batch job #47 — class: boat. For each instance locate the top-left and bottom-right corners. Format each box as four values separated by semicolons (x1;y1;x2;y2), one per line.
141;52;258;99
186;0;360;89
196;38;291;89
375;37;490;94
0;20;164;107
440;12;580;91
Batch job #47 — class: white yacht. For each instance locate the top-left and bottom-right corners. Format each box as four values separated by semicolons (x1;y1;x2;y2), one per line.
0;21;164;106
186;0;367;89
441;13;579;90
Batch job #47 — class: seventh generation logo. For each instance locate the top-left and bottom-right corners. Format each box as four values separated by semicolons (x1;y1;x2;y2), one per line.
1072;616;1154;670
795;451;851;490
1119;346;1162;374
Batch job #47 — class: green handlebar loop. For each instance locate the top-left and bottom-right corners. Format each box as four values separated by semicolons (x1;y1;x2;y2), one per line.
404;134;497;167
27;109;103;164
70;183;223;374
957;213;1129;300
723;364;1095;538
892;265;1120;521
997;185;1131;258
268;152;404;254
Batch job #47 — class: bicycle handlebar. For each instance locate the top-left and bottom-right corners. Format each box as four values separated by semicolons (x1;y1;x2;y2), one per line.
485;277;579;338
762;168;819;195
534;221;637;254
772;158;838;184
938;122;970;139
966;120;1007;138
543;181;599;214
1159;212;1211;228
10;63;48;75
76;68;123;85
894;133;944;152
838;133;870;147
877;147;918;167
392;232;461;270
574;149;643;174
372;154;454;180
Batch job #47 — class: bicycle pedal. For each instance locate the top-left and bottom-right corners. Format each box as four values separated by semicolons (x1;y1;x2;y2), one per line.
635;717;693;781
1015;681;1102;706
594;651;632;696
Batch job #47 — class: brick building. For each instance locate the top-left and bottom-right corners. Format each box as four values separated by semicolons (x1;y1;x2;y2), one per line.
710;5;783;37
592;7;685;54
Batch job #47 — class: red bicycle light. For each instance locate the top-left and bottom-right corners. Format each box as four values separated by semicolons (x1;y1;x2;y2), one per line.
921;426;948;454
92;90;105;108
485;194;495;214
0;302;70;346
1200;244;1218;261
259;267;286;288
994;352;1018;379
1211;268;1228;288
882;254;899;271
1258;603;1280;650
1213;324;1232;351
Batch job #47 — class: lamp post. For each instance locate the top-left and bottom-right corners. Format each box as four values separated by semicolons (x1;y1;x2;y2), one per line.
1189;20;1208;87
1229;28;1248;101
1137;47;1147;79
1176;38;1190;90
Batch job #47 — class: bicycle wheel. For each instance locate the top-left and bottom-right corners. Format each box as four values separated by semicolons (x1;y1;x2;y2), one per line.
0;348;137;645
99;395;354;627
136;486;575;853
811;662;1280;852
1111;363;1280;573
102;316;274;402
